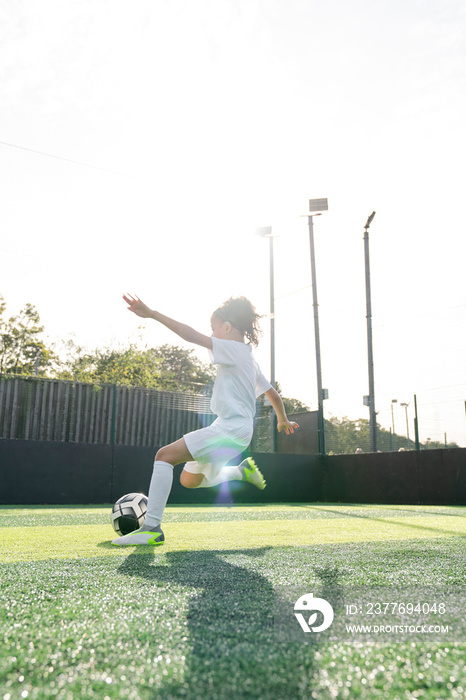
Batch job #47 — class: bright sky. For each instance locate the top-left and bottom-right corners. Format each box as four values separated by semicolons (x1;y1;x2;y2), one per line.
1;0;465;446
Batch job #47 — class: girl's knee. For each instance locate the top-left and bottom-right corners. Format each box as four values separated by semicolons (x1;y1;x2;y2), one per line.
180;470;204;488
155;447;168;462
155;446;171;463
155;438;192;467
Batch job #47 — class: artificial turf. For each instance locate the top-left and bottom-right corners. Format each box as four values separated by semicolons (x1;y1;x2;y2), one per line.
0;504;465;699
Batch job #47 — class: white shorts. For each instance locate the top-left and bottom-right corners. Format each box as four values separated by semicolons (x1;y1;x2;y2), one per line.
183;417;253;477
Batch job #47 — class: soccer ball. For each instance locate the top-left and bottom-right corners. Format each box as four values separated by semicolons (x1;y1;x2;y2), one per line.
111;492;148;536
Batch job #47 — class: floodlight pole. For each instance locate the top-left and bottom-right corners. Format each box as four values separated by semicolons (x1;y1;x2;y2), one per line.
400;402;410;445
364;212;378;452
414;394;420;451
269;234;276;390
256;226;277;451
306;199;328;456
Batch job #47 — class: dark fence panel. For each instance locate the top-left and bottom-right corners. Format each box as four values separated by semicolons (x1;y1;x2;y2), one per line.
0;440;113;504
111;445;158;504
324;448;466;505
251;451;323;503
418;448;466;504
277;411;319;454
1;440;465;506
323;451;421;504
0;439;321;505
164;452;324;505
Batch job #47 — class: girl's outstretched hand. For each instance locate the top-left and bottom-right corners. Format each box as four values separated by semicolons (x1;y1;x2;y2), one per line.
277;420;299;435
123;294;153;319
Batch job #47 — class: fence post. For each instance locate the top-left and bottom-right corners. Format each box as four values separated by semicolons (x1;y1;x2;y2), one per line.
111;384;117;446
109;384;117;503
414;394;420;451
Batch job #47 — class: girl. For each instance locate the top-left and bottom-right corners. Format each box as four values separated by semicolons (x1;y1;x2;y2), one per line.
112;294;299;546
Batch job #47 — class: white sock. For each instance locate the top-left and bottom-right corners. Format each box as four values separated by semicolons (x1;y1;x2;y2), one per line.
143;460;174;528
195;465;242;488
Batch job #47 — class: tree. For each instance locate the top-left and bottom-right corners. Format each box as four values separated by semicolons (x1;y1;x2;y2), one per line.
146;345;216;392
324;413;460;454
53;340;216;391
282;396;311;415
0;296;54;375
54;340;163;388
423;438;459;450
325;415;371;454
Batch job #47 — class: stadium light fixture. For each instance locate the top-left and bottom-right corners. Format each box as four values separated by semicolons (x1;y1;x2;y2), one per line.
301;199;329;455
309;198;329;213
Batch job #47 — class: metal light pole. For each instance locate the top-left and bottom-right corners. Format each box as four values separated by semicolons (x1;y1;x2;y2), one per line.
304;198;328;455
256;227;276;388
391;399;397;451
34;350;41;377
400;402;410;446
414;394;420;450
364;211;378;452
256;226;277;450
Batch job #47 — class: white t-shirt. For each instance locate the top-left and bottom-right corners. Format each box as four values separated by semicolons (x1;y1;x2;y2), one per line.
209;337;271;421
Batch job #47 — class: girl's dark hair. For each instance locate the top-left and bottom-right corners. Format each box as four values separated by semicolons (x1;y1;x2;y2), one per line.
214;297;263;347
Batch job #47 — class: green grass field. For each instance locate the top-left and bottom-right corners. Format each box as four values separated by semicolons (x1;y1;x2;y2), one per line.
1;503;465;699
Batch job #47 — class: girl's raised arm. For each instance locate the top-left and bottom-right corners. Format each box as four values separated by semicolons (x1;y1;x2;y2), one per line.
123;294;212;349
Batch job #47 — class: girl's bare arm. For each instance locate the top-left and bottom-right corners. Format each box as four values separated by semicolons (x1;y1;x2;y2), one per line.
265;387;300;435
123;294;212;349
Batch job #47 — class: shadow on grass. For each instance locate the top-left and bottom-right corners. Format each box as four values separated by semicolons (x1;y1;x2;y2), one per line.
307;505;466;537
117;547;345;699
374;506;466;518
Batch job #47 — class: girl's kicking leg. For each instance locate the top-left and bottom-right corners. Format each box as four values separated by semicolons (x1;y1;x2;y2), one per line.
112;438;193;546
181;458;266;490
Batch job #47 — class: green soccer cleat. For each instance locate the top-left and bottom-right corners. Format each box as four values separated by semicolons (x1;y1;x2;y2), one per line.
239;457;266;490
111;526;165;546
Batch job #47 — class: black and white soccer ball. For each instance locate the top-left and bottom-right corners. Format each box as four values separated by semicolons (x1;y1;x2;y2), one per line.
111;492;148;536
